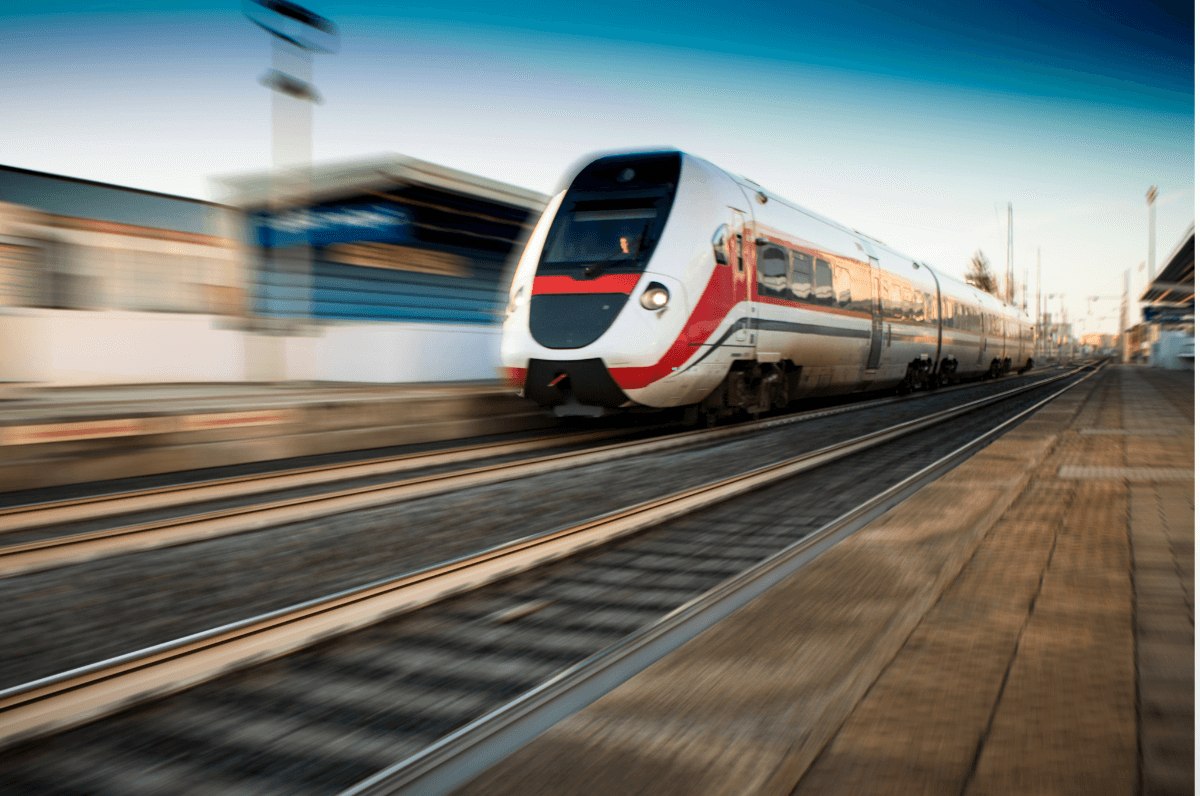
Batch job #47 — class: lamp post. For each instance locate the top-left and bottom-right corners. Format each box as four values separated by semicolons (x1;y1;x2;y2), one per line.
245;1;338;337
1045;293;1070;362
1146;185;1158;282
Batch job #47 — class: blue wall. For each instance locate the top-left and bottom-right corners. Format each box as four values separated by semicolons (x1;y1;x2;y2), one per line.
250;184;533;325
255;257;508;324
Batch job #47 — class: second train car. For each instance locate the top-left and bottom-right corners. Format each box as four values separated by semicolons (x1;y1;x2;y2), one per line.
501;150;1034;419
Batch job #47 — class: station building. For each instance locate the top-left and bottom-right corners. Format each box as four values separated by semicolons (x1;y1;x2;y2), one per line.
222;155;545;382
1137;224;1194;369
0;156;545;385
0;166;245;384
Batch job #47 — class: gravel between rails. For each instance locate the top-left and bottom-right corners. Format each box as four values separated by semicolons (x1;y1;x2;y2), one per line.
0;373;1060;689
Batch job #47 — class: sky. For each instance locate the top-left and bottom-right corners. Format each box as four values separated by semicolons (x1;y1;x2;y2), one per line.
1;0;1193;334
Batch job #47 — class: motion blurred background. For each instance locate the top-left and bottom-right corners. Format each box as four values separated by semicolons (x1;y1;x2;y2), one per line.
0;0;1192;387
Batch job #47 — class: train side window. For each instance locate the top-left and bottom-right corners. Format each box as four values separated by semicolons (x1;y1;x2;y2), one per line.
734;232;744;273
790;251;813;301
834;265;851;307
711;224;729;265
913;290;926;323
757;242;788;297
814;259;833;305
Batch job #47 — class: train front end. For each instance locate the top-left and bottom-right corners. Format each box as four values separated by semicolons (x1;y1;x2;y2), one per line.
501;151;711;416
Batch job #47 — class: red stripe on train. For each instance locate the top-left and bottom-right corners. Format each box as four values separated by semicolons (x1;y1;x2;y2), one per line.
609;267;738;390
531;274;642;295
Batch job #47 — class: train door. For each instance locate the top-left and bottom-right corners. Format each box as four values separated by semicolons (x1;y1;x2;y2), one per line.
977;308;987;365
866;257;883;370
732;209;756;352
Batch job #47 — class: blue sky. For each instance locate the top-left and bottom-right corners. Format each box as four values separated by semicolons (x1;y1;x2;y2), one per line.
1;0;1193;333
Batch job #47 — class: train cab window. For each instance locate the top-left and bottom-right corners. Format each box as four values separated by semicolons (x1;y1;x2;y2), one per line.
537;151;680;278
790;251;813;301
814;259;833;305
542;204;658;269
758;243;788;296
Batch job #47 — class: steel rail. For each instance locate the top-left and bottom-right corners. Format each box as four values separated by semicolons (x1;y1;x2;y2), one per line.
344;364;1101;796
0;367;1054;534
0;428;633;531
0;365;1087;750
0;380;978;576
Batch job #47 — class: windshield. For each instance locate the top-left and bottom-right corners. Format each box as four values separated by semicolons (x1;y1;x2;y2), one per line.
535;151;681;278
542;207;656;265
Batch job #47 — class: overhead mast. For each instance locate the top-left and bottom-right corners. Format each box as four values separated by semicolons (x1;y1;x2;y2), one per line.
1006;202;1014;306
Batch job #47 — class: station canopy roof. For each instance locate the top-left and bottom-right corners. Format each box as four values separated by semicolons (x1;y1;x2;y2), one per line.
218;154;547;214
1140;224;1194;308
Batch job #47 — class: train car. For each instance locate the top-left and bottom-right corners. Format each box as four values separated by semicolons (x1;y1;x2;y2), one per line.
501;150;1033;418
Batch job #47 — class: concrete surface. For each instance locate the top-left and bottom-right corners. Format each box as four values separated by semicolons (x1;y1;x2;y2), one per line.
0;381;549;492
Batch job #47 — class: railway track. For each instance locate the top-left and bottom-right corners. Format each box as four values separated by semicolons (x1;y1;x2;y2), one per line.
0;369;1074;690
0;375;1025;576
0;364;1096;792
0;427;636;531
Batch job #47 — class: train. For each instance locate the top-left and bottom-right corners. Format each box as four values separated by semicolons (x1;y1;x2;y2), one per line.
500;150;1034;420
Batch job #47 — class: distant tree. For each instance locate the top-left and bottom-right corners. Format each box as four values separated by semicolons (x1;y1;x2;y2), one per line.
965;250;999;295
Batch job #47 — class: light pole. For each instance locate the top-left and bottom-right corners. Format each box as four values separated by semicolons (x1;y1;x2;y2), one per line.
245;1;338;338
1146;185;1158;282
1045;293;1070;362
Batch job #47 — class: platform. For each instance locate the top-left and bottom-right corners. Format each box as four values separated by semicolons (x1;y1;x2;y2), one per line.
0;381;549;493
465;366;1194;794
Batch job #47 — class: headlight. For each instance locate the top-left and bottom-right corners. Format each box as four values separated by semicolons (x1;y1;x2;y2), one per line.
639;283;670;310
504;286;526;318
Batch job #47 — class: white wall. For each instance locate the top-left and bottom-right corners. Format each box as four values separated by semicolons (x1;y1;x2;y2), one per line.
314;322;501;382
0;309;246;384
0;309;501;384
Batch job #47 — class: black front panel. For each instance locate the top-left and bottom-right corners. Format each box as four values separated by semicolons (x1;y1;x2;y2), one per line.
528;293;625;349
525;358;629;409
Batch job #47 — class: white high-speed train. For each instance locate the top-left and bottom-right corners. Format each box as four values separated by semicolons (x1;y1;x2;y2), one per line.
501;150;1034;418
